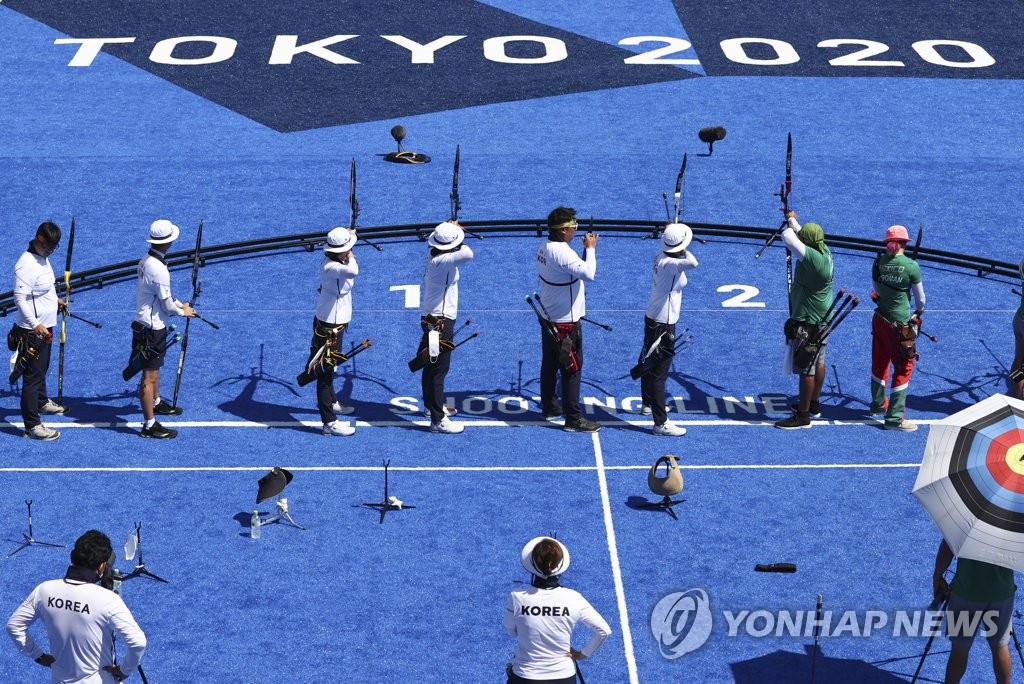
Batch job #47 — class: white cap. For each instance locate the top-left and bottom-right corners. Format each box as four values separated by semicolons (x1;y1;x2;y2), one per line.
324;227;357;253
146;219;180;244
520;536;571;578
427;221;465;251
662;223;692;254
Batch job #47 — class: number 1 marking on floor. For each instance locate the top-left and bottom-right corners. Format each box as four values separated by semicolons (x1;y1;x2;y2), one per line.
389;284;421;308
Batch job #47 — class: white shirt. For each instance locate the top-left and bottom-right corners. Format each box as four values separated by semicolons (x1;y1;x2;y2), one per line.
781;216;808;260
315;254;358;325
6;577;147;684
134;250;184;330
421;246;474;318
13;248;59;330
536;241;596;323
504;585;611;680
645;250;699;324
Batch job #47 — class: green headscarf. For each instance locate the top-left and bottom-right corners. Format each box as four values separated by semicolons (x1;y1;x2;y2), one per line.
798;222;825;251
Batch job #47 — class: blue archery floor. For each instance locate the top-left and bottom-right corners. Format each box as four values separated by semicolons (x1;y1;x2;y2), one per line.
1;232;1020;683
2;1;1024;680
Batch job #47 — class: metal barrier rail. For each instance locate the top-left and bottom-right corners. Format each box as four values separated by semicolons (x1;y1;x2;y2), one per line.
1;219;1018;315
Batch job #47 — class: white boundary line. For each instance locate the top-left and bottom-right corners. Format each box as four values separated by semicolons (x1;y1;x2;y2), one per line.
0;419;940;429
76;307;1015;314
592;432;639;684
0;463;922;473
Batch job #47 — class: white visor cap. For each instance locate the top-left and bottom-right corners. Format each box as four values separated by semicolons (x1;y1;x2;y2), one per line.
520;536;571;578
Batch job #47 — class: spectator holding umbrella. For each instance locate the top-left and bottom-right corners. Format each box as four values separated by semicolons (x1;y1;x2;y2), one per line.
933;539;1017;684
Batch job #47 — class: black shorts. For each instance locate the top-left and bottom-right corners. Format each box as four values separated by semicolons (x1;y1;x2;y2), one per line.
130;322;169;371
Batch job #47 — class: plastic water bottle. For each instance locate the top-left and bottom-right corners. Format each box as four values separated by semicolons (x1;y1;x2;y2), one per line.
250;510;261;540
111;569;122;595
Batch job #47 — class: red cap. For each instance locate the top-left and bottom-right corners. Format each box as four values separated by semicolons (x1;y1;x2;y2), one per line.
884;225;910;243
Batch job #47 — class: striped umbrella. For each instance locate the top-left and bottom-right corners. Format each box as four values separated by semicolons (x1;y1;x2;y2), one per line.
912;393;1024;572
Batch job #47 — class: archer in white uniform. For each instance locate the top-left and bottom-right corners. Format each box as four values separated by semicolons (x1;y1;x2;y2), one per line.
131;220;196;439
310;227;359;436
640;223;697;436
11;221;65;440
504;537;610;683
419;222;473;433
6;530;146;684
535;207;599;433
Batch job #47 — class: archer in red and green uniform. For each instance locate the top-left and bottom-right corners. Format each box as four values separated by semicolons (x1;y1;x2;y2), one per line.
870;225;925;431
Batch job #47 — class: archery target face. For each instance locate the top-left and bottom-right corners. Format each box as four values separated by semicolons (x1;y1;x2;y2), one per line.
949;404;1024;533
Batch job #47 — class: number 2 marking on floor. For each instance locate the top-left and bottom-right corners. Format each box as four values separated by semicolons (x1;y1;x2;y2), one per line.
718;285;765;308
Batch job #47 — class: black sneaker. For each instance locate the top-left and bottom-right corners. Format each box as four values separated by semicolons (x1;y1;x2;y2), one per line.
141;421;177;439
542;404;564;420
564;417;601;433
153;401;183;416
791;402;821;418
775;412;811;430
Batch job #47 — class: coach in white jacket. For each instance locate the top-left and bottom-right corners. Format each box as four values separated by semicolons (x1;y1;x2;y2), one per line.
504;536;610;683
7;530;147;683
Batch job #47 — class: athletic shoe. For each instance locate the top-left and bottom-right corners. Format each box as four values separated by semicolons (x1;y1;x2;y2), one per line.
542;404;564;421
323;421;356;437
332;401;356;416
23;424;59;441
868;402;888;417
140;422;177;439
653;422;687;437
882;421;917;432
429;417;464;434
791;402;822;418
641;404;653;416
39;400;67;415
775;412;811;430
423;406;457;419
564;418;601;433
153;400;183;416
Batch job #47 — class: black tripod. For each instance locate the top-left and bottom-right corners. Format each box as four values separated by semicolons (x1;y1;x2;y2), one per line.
362;460;415;524
635;494;686;521
7;500;64;558
110;580;151;684
911;596;947;682
120;523;168;584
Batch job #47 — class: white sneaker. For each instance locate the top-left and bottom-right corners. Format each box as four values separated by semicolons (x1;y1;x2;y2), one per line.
653;422;687;437
331;402;355;416
641;404;653;416
429;417;464;434
882;420;918;433
423;406;458;419
24;424;60;441
323;421;355;436
40;400;67;415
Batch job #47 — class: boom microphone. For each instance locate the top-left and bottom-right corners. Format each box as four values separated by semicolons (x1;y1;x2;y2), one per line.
384;125;430;164
390;125;406;149
698;126;726;155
